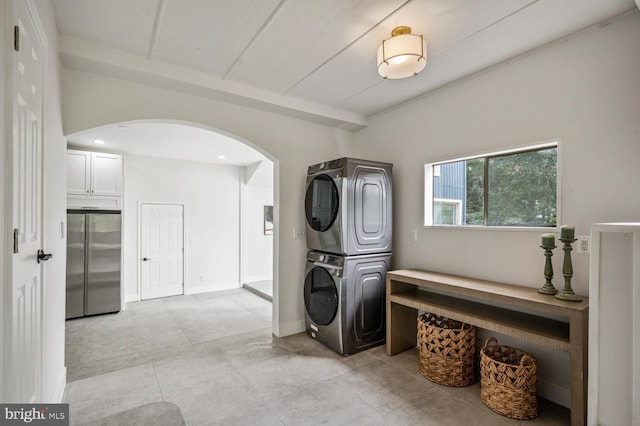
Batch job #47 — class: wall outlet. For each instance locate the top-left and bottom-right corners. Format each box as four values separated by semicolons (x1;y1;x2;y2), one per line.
199;275;205;282
294;227;306;240
409;229;418;243
576;236;590;254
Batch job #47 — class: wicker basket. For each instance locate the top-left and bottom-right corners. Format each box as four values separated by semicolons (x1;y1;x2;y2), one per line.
480;337;538;420
417;313;477;387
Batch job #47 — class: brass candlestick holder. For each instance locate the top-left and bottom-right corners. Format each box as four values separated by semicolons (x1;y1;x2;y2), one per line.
538;244;558;295
555;237;581;302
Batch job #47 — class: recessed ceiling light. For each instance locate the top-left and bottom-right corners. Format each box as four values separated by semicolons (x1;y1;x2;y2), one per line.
218;155;226;160
94;139;105;144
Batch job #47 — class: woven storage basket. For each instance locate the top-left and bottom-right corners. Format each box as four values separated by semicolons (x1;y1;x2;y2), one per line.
417;312;477;387
480;337;538;420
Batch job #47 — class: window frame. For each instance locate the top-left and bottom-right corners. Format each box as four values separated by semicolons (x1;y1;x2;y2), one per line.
424;140;561;231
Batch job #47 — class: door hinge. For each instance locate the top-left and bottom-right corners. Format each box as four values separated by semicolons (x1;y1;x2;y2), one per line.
13;229;19;253
14;26;20;52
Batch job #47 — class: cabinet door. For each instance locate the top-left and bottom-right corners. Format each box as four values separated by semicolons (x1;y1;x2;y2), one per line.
91;152;122;196
67;150;91;195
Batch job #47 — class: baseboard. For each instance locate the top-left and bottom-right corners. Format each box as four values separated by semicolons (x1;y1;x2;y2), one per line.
185;282;240;295
242;283;272;302
124;294;140;303
538;377;570;408
52;367;67;403
274;319;305;338
245;275;272;283
127;282;242;299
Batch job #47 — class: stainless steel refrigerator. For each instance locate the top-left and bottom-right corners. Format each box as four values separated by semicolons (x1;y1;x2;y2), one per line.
66;210;122;319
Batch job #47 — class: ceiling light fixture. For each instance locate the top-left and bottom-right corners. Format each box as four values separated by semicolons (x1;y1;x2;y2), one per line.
217;155;226;160
377;26;426;79
93;139;105;144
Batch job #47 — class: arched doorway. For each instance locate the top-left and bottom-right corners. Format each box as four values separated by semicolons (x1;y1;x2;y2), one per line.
64;119;279;333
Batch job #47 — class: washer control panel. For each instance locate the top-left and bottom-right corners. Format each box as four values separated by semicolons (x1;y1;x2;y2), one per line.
307;251;344;268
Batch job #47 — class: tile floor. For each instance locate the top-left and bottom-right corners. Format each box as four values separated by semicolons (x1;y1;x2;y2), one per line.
64;289;570;425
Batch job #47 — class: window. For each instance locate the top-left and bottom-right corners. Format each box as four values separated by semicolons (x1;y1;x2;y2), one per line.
424;142;558;227
434;199;462;225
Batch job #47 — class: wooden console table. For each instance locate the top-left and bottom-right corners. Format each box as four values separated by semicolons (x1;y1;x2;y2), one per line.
386;269;589;426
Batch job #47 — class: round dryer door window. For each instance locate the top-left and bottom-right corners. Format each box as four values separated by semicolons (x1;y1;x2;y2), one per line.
304;266;338;326
305;175;339;232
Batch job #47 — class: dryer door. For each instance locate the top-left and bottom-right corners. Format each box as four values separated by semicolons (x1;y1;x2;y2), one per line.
347;164;392;254
304;266;338;326
305;174;339;232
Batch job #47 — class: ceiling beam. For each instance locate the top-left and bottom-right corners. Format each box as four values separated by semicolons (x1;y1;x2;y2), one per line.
59;35;368;131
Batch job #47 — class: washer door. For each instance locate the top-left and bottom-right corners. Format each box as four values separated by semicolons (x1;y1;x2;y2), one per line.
304;266;338;326
305;174;339;232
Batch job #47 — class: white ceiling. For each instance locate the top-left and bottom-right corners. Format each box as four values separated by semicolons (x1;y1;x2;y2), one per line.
66;122;268;166
53;0;636;163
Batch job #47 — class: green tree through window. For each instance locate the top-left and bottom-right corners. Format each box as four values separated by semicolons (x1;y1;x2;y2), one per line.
465;158;484;225
488;148;557;226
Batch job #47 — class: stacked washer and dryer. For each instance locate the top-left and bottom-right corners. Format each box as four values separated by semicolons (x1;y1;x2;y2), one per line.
303;157;392;355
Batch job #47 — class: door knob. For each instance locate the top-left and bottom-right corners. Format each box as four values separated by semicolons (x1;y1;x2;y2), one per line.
142;257;151;261
37;249;52;263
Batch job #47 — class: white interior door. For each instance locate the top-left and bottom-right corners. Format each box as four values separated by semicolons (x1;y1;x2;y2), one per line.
140;203;184;300
7;0;45;403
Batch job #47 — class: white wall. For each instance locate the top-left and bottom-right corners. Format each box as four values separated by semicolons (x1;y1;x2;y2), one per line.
124;155;242;300
1;0;66;402
353;11;640;406
59;71;354;336
243;161;274;283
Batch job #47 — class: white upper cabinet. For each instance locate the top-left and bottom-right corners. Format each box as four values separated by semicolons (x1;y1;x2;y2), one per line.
66;150;91;194
91;152;122;196
67;150;123;197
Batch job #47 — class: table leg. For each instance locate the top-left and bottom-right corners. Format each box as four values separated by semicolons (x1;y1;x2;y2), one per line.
569;310;588;426
386;302;418;356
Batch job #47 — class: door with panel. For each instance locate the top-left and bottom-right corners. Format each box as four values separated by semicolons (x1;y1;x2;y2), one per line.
6;0;47;402
140;203;185;300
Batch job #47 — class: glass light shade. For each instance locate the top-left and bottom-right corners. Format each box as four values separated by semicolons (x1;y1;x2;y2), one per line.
377;33;426;79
